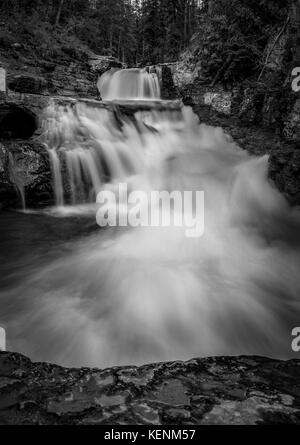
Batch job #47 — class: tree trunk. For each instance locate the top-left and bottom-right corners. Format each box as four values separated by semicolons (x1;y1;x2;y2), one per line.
184;1;188;45
290;0;300;66
55;0;65;27
109;29;114;54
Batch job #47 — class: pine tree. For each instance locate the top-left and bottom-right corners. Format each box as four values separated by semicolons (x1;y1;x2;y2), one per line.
0;0;202;65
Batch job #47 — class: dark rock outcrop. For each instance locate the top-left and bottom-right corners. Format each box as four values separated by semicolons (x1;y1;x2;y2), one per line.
174;73;300;206
269;144;300;205
159;65;180;100
171;4;300;206
7;74;48;95
0;143;17;210
1;39;122;99
0;140;53;209
4;140;53;208
0;103;38;139
0;352;299;425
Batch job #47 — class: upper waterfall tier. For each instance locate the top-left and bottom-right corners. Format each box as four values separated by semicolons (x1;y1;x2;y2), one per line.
97;68;161;101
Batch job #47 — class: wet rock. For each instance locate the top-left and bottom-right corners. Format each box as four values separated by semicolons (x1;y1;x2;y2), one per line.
0;143;17;209
0;352;299;425
0;103;38;139
4;94;51;125
46;63;98;98
283;98;300;143
269;144;300;205
7;74;48;95
190;99;300;204
148;379;190;406
89;55;123;77
1;43;107;98
6;140;53;208
0;66;6;99
0;140;53;209
0;101;51;208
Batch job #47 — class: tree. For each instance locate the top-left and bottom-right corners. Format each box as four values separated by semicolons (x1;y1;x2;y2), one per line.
290;0;300;66
0;0;202;65
55;0;65;26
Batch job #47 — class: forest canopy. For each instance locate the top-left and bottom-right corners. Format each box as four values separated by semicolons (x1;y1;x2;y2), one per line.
0;0;292;83
0;0;202;65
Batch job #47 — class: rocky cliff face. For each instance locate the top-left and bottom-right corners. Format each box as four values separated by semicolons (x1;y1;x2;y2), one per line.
0;352;299;425
0;26;123;99
0;40;125;210
173;18;300;206
2;54;123;99
1;14;299;210
0;140;52;210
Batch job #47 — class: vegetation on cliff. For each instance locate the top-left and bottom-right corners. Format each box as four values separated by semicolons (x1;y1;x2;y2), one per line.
177;0;292;87
0;0;202;66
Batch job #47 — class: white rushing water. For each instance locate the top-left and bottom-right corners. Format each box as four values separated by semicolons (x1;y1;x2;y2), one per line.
1;74;300;368
98;68;161;101
8;153;26;210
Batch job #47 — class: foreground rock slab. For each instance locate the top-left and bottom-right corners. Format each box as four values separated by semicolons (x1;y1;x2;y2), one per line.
0;353;299;425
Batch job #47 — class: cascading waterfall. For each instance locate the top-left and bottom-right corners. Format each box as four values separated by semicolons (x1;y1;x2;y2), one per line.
48;149;64;207
41;102;110;207
41;99;183;208
98;68;161;101
8;153;26;210
1;71;300;369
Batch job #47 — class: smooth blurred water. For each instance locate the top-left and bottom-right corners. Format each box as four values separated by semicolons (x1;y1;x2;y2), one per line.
1;103;300;369
98;68;161;101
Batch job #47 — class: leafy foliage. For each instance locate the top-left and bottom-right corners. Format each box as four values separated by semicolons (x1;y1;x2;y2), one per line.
191;0;290;84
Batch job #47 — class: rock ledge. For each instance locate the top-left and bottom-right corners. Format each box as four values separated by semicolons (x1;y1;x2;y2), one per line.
0;352;299;425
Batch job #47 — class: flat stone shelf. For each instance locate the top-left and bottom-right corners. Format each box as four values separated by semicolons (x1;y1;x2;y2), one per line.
0;93;183;139
53;96;183;113
0;352;299;425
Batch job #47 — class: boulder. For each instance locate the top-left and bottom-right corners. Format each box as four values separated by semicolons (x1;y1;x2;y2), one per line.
0;140;53;209
0;352;300;425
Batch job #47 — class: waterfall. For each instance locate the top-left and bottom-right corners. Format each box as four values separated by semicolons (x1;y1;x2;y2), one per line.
42;100;182;208
8;153;26;210
48;149;64;207
7;78;299;368
97;68;161;101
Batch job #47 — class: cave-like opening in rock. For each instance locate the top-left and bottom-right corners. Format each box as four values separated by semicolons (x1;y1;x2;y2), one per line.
0;105;38;139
